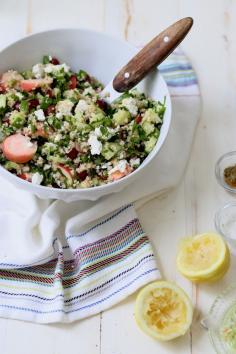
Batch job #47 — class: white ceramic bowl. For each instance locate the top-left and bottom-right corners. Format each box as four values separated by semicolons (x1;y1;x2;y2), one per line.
0;28;171;201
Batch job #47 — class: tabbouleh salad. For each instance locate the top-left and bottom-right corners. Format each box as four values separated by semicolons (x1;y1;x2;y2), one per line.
0;56;166;189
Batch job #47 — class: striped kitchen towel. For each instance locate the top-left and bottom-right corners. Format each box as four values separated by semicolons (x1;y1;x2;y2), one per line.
0;204;158;323
0;49;200;323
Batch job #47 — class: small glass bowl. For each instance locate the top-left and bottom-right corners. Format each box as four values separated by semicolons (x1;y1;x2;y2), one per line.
215;202;236;255
201;284;236;354
215;151;236;193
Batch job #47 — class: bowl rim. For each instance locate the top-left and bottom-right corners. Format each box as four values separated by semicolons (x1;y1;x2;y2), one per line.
0;27;172;194
215;150;236;193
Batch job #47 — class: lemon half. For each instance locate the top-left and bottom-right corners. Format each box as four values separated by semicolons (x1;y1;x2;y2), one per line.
176;233;230;282
135;281;193;341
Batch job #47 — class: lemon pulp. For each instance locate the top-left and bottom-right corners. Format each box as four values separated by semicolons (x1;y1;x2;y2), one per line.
180;237;221;271
145;287;187;334
135;281;193;341
176;233;230;282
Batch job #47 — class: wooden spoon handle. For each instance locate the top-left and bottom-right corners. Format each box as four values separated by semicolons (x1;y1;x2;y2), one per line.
113;17;193;92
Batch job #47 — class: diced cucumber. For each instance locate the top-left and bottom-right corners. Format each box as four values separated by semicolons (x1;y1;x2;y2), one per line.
142;108;160;124
113;109;131;126
9;111;26;129
142;121;155;136
77;70;89;82
90;109;105;126
42;55;50;64
0;95;6;109
102;142;121;160
20;100;29;113
144;136;157;153
5;161;20;171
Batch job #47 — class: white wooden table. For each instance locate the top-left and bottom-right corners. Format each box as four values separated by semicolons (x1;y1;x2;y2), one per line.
1;1;236;353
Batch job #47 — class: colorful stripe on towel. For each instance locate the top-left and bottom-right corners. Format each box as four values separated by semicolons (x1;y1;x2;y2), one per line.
0;205;159;323
159;49;199;96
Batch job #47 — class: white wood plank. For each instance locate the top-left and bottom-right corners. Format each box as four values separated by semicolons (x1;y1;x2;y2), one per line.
0;317;101;354
122;0;180;45
180;0;236;353
0;0;28;49
103;0;128;38
30;0;105;32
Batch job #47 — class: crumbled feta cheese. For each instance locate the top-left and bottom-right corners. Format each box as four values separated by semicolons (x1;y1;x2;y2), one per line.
94;127;102;137
122;97;138;116
56;112;63;119
109;160;128;175
15;92;24;100
35;109;45;121
88;134;102;155
108;127;117;134
63;89;77;100
101;162;112;170
44;64;53;73
56;100;74;116
31;172;43;185
130;157;140;167
83;87;95;96
32;63;44;79
60;63;70;73
75;99;88;114
43;164;51;171
36;156;44;166
44;63;70;74
107;127;118;139
54;133;62;142
63;121;70;131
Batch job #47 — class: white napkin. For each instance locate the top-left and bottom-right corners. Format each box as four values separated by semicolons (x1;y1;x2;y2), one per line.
0;49;200;323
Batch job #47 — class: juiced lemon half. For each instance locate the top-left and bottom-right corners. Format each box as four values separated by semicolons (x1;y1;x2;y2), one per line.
176;233;230;282
134;281;193;341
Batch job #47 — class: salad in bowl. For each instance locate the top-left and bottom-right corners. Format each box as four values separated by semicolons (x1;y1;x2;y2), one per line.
0;56;166;190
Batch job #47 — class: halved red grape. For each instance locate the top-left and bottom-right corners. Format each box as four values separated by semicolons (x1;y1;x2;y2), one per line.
135;115;142;124
50;57;60;65
96;99;109;112
119;130;127;140
77;170;88;181
44;105;56;116
29;99;39;110
69;75;77;89
46;89;53;98
67;148;78;160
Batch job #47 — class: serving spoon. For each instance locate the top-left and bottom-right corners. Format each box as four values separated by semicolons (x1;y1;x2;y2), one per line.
102;17;193;103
